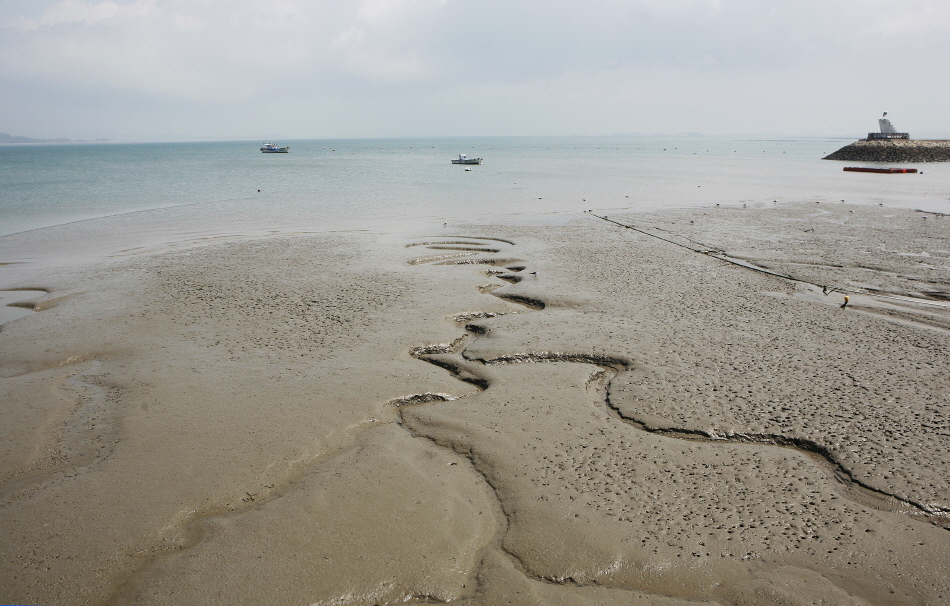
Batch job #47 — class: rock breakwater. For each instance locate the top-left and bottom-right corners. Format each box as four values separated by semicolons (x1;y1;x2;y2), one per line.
823;139;950;162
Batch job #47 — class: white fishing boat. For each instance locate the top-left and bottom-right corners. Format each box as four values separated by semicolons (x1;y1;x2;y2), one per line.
451;153;481;165
261;141;290;153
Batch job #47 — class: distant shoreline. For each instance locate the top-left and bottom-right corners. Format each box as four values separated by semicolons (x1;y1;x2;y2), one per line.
0;133;115;145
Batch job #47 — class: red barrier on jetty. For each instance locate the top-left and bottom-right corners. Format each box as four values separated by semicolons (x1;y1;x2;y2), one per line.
843;167;918;174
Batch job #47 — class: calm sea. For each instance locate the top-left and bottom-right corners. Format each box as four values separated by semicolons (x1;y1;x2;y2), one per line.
2;136;949;285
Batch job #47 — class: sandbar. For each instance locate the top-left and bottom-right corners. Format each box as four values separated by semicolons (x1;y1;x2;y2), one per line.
1;202;949;605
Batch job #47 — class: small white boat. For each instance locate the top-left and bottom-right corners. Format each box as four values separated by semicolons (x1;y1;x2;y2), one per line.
261;141;289;153
451;153;481;165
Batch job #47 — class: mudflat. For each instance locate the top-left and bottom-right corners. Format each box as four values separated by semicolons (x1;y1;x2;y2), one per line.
1;202;948;605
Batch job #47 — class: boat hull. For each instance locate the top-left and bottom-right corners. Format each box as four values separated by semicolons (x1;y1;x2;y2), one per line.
451;158;482;164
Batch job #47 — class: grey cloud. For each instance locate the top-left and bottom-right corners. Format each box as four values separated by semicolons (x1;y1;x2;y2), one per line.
1;0;948;139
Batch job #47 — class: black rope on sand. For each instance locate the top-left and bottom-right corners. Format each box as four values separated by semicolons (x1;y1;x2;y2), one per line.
586;211;843;298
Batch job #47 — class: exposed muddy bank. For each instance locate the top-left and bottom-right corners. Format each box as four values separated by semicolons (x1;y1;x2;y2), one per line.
1;202;949;605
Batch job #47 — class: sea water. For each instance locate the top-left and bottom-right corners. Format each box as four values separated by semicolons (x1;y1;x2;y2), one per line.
2;136;949;284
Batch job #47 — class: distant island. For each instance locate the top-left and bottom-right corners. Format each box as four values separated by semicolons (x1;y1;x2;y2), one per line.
0;132;112;144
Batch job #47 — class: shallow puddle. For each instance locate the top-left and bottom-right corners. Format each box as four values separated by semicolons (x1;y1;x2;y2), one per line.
0;290;45;326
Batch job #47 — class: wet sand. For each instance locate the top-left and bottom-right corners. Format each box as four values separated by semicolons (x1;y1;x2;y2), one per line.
1;202;949;605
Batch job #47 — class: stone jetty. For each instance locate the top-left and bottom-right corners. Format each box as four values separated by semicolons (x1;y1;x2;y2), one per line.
823;139;950;162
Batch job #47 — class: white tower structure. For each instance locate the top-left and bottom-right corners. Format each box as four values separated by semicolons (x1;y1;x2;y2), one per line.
879;116;898;134
867;112;909;140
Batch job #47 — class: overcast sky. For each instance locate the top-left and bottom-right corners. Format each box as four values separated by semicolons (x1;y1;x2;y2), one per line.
2;0;948;141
